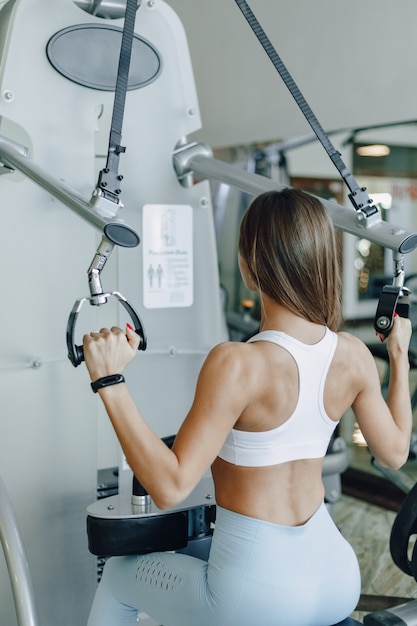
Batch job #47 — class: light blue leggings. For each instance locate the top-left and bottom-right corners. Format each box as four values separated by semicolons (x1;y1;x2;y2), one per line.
87;502;360;626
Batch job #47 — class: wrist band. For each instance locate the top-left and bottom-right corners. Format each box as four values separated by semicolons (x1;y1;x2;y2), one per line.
91;374;125;393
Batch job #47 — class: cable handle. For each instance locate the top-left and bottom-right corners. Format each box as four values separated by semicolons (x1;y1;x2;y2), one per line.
373;285;410;337
66;291;147;367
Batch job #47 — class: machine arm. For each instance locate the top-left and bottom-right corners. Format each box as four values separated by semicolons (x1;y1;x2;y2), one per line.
0;135;139;248
174;142;417;255
175;144;417;335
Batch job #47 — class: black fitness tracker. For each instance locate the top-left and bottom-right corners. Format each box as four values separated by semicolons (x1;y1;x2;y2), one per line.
91;374;125;393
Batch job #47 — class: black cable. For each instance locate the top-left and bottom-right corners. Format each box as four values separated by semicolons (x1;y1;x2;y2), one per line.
233;0;377;216
97;0;138;201
108;0;137;161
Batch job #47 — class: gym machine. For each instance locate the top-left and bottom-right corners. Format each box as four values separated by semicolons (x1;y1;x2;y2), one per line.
0;1;416;625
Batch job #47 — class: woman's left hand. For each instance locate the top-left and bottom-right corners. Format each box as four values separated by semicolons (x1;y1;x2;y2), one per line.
83;325;140;381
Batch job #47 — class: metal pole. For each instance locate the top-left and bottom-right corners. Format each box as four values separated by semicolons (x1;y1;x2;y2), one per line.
173;143;417;255
0;477;40;626
0;136;139;248
193;154;417;254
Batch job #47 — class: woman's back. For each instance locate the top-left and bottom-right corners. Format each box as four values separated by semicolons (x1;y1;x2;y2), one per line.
212;321;365;526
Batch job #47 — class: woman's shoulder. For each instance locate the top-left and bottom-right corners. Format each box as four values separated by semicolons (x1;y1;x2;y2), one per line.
335;330;376;363
197;341;264;399
204;339;268;379
329;331;381;400
337;329;369;345
207;339;256;365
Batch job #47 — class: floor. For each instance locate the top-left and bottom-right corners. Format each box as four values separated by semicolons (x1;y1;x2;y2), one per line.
333;497;417;622
333;442;417;623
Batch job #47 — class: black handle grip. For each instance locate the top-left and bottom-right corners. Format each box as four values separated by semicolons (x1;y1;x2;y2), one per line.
374;285;409;337
396;301;410;319
66;291;147;367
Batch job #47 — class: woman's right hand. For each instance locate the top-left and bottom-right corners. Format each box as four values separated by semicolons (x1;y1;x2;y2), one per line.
386;314;412;362
83;324;140;382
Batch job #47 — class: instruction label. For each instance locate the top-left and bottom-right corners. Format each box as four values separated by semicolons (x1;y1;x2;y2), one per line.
142;204;193;309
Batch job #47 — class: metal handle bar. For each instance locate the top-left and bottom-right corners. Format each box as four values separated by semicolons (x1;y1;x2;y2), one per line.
66;291;147;367
0;477;40;626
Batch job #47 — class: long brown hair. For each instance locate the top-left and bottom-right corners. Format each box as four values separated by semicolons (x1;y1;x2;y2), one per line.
238;188;343;331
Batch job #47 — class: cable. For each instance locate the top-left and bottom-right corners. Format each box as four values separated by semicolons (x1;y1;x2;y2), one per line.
233;0;377;217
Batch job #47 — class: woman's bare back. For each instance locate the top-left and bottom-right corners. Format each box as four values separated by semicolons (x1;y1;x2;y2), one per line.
211;330;365;526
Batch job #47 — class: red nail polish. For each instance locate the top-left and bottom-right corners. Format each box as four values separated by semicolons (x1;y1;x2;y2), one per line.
126;323;134;330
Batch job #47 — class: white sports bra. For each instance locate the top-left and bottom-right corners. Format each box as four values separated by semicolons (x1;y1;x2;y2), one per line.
217;328;339;467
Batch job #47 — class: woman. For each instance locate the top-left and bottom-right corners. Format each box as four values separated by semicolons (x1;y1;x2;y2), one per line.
84;189;412;626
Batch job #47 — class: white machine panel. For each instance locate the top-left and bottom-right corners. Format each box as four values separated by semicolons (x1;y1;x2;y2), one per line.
0;1;227;624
